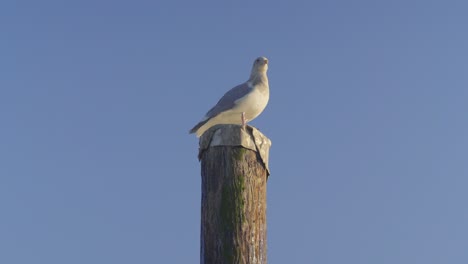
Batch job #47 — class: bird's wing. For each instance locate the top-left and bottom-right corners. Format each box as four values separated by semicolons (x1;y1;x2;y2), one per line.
189;82;252;134
204;82;252;119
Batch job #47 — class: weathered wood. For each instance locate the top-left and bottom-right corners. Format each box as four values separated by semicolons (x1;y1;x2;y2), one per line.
199;125;270;264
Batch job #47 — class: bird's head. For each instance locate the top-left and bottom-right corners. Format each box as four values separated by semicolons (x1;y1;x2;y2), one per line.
252;57;269;73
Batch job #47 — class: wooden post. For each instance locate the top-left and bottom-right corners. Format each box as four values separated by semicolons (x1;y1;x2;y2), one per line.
198;124;271;264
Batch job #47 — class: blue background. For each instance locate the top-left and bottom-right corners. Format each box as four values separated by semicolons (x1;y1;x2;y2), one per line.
2;0;468;263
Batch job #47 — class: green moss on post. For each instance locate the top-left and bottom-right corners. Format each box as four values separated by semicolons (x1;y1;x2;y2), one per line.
234;147;247;161
200;145;268;264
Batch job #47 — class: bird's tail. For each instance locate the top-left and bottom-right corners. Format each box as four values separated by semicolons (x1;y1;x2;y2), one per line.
189;119;209;135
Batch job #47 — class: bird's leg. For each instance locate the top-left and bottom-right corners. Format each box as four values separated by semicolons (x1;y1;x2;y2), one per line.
241;112;246;130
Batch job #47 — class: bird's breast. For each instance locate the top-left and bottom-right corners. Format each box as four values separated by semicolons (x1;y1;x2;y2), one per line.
234;85;269;120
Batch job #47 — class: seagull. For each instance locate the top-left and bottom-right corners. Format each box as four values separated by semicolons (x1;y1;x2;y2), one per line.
190;57;270;137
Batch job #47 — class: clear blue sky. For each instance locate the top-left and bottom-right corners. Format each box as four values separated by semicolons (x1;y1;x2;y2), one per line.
2;0;468;263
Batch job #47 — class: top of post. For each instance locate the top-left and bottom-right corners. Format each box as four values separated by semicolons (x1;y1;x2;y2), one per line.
198;124;272;176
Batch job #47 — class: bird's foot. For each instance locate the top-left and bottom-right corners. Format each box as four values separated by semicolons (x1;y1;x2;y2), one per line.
241;112;246;130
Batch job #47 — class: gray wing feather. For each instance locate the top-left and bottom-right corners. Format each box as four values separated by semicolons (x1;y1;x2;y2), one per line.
205;82;252;118
189;82;252;134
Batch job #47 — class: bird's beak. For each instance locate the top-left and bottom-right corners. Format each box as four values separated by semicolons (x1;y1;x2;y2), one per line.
264;59;268;64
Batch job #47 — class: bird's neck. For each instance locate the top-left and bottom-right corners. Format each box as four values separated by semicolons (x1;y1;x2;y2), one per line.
249;71;268;86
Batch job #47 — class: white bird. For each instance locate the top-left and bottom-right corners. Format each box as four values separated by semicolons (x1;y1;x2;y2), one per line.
190;57;270;137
